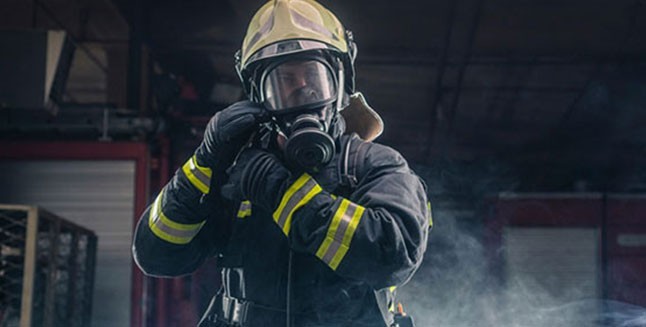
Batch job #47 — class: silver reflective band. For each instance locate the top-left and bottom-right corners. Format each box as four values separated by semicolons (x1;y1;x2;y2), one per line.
316;198;365;270
273;173;322;235
247;40;334;66
263;60;336;111
148;190;206;244
237;200;252;218
290;9;338;41
320;202;357;264
182;155;213;194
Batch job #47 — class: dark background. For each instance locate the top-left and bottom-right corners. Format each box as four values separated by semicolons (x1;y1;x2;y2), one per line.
2;0;646;326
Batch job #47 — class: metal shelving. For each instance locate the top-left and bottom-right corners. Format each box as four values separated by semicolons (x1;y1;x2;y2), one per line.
0;205;97;327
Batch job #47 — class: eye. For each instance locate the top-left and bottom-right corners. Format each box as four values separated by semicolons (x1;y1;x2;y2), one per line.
278;73;295;85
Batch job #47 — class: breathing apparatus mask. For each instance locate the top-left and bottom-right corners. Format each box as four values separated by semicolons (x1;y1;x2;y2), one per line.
247;49;347;173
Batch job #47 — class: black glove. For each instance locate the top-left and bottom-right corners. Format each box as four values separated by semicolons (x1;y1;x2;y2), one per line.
195;101;267;168
221;148;292;211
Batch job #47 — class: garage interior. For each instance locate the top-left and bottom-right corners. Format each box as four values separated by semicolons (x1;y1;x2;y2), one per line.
1;0;646;326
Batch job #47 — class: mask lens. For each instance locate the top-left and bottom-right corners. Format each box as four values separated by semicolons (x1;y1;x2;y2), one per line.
263;60;336;111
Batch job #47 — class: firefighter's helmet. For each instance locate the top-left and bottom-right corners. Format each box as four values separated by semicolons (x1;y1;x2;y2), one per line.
235;0;383;141
235;0;356;106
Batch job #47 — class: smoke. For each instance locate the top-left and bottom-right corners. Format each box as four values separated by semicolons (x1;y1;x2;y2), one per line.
391;64;646;327
396;211;646;327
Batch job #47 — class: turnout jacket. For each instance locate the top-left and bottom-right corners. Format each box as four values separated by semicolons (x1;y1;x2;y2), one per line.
133;134;431;326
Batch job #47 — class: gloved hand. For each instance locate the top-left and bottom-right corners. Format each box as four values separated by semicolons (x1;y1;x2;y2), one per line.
195;101;267;168
221;148;292;211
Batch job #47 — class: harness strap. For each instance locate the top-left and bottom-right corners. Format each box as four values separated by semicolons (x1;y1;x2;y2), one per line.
339;134;368;193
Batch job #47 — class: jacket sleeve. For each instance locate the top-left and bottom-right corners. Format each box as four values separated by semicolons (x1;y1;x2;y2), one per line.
282;143;430;289
132;154;230;277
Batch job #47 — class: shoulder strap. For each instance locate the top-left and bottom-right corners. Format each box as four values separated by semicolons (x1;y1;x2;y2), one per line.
339;134;369;191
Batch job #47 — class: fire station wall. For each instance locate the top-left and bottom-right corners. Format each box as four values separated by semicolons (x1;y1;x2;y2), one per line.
503;227;599;304
607;195;646;307
0;160;134;327
492;193;646;309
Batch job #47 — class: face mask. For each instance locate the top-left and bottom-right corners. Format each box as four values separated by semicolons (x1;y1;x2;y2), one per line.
281;111;335;173
262;59;338;113
260;57;343;173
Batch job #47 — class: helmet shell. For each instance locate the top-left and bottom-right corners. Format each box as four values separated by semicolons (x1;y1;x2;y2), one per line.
239;0;349;70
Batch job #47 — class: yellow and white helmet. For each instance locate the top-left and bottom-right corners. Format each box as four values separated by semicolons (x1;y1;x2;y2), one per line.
235;0;357;109
235;0;384;141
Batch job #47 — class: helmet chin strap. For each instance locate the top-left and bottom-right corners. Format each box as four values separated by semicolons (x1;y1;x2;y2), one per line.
335;61;345;112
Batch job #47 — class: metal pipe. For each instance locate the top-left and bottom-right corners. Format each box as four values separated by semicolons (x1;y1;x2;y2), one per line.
599;191;610;327
601;192;609;302
554;61;604;129
424;0;458;159
32;0;38;28
66;231;79;321
497;57;538;126
33;1;109;74
128;0;146;109
446;0;485;138
443;85;582;93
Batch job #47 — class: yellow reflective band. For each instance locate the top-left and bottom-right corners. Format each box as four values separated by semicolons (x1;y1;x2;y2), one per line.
316;198;365;270
282;184;321;235
329;205;364;270
237;200;252;219
148;191;206;244
182;155;212;194
274;174;310;219
273;173;322;235
387;286;397;312
427;201;433;228
316;200;348;255
316;199;350;261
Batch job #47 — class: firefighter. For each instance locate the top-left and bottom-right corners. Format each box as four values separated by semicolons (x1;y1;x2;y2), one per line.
132;0;430;326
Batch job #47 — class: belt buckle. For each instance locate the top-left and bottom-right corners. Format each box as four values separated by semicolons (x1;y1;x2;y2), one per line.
223;295;249;326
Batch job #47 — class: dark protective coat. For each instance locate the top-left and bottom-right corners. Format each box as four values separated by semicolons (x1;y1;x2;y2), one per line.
132;134;430;327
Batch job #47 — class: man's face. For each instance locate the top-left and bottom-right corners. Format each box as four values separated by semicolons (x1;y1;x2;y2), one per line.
263;59;336;111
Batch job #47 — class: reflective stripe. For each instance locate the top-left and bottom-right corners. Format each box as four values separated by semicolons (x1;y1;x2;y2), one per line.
182;155;212;194
315;198;365;270
384;286;397;312
237;200;252;218
387;286;397;312
148;191;205;244
427;201;433;228
290;9;339;41
246;14;275;59
272;173;322;236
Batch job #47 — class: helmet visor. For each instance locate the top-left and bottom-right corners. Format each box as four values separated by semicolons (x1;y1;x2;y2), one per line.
263;59;337;112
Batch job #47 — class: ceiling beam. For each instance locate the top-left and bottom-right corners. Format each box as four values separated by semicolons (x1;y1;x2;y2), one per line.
446;0;485;140
424;0;457;159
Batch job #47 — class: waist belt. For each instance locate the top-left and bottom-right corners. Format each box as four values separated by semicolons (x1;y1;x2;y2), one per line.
198;291;393;327
199;293;287;327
